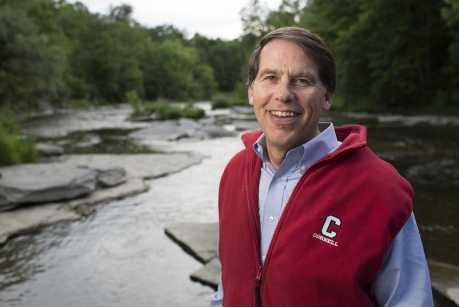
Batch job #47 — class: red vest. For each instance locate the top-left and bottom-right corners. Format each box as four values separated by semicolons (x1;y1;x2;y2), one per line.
218;125;413;307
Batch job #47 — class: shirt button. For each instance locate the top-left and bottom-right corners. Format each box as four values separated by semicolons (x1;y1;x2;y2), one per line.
276;178;282;183
301;166;306;171
269;216;274;222
257;147;261;153
262;255;266;261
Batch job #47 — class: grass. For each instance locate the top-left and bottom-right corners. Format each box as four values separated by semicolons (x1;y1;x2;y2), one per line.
126;91;206;120
211;97;249;110
0;109;38;167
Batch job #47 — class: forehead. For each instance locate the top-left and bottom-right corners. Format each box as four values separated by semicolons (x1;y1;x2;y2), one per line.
258;39;318;71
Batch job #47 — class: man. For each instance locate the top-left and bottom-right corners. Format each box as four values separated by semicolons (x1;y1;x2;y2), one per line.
211;27;433;306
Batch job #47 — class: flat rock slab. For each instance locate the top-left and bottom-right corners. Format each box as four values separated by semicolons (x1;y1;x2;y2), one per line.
0;163;97;210
0;203;80;244
190;257;220;290
0;153;202;245
233;121;260;131
129;119;234;141
429;261;459;306
85;164;127;187
166;223;459;304
62;153;203;180
0;178;147;244
35;142;64;157
165;222;218;264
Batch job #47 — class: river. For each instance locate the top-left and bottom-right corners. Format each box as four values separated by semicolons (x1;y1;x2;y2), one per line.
1;104;458;306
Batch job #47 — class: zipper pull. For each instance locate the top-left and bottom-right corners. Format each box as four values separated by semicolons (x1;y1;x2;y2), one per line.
255;267;262;307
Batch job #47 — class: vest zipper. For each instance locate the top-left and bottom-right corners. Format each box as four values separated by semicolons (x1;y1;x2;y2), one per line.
255;266;263;307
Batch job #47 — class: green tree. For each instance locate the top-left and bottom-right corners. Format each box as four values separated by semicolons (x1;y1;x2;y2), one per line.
301;0;451;110
441;0;459;104
0;2;64;109
240;0;271;38
142;39;216;101
266;0;306;29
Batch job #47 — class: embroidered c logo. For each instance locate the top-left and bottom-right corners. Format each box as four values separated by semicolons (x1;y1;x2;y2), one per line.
321;215;341;238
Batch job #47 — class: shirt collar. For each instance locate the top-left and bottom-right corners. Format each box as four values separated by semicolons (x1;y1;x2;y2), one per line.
253;122;341;173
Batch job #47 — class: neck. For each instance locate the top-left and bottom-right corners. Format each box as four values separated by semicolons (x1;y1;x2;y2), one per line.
264;129;321;170
265;148;286;170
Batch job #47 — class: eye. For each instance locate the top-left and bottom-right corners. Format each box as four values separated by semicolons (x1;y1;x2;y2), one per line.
266;75;277;81
295;78;311;85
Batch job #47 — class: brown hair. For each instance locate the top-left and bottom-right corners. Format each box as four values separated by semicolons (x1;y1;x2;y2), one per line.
247;27;336;93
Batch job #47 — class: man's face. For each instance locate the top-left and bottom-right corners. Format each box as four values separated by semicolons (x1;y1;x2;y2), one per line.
249;39;333;157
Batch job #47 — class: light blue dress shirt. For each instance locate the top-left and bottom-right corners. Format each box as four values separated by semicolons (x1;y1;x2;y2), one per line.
210;123;433;307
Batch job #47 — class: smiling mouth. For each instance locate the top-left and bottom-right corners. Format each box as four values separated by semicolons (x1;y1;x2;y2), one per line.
270;111;298;117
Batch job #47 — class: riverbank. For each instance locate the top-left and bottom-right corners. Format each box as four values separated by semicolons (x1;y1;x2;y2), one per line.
0;153;202;245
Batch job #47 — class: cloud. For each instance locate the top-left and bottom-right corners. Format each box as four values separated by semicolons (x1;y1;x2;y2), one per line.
70;0;282;40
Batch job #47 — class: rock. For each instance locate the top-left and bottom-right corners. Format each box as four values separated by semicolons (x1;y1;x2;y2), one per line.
129;119;234;141
0;203;80;244
35;142;64;157
198;126;234;138
165;222;218;264
129;115;154;122
0;163;97;211
0;153;201;245
429;261;459;306
165;222;222;290
129;121;189;141
0;178;148;244
231;106;254;114
233;121;260;131
190;258;220;290
85;164;127;187
62;153;203;180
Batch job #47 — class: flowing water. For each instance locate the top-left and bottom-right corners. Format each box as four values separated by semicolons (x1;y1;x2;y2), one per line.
1;105;458;306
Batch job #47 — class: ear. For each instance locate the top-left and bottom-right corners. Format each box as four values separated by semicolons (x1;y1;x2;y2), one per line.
323;91;334;111
248;86;254;106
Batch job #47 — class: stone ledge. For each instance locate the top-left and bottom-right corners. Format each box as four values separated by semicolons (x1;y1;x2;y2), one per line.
430;261;459;306
165;222;217;264
0;153;203;245
165;222;459;306
190;258;220;291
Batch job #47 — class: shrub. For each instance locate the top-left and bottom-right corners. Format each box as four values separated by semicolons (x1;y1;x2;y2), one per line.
181;104;205;119
154;101;182;120
212;98;231;110
0;111;38;166
211;97;248;110
126;90;144;116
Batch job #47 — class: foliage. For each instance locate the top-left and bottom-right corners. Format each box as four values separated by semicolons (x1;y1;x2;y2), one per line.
151;101;205;120
266;0;307;29
181;103;206;119
212;97;249;110
0;0;64;109
0;109;38;166
126;90;143;116
0;0;223;110
2;0;459;115
441;0;459;105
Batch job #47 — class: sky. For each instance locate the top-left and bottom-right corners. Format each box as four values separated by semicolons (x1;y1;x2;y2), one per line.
70;0;283;40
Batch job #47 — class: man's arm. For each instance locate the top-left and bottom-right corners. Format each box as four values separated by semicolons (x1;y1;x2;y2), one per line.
370;213;434;306
210;275;223;307
210;225;223;307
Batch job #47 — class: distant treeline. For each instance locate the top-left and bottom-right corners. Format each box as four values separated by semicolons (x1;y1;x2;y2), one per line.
1;0;459;112
243;0;459;111
0;0;249;109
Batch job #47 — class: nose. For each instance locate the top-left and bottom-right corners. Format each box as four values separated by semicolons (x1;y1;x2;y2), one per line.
275;79;293;103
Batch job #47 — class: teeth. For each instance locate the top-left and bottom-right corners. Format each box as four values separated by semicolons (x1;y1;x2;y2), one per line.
270;111;297;117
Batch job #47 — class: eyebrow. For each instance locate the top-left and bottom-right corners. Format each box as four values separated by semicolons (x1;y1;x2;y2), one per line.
295;71;318;84
258;69;318;84
258;69;278;78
